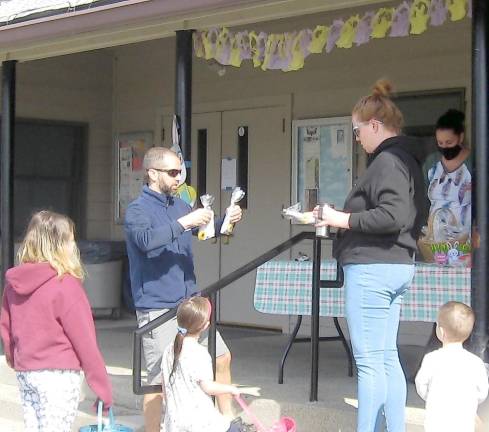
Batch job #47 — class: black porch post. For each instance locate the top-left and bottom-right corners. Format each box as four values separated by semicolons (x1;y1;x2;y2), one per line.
175;30;193;181
470;0;489;360
175;29;215;362
0;60;16;355
310;236;321;402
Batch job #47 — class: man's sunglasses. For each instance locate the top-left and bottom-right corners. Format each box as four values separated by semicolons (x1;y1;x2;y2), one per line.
150;168;182;178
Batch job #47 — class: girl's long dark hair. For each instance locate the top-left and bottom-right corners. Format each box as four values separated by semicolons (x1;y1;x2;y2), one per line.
169;296;211;384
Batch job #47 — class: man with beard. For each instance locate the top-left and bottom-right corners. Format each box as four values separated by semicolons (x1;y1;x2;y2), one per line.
125;147;242;432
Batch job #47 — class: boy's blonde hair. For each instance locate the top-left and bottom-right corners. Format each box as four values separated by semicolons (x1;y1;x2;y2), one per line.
437;301;475;343
17;210;85;279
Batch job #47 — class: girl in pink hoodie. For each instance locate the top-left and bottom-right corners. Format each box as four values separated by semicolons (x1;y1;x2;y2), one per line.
0;210;112;432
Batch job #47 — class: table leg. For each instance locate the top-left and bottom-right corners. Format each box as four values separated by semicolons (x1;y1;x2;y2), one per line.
278;315;303;384
333;317;354;377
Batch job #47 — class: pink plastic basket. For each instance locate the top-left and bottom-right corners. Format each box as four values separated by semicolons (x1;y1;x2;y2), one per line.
234;396;297;432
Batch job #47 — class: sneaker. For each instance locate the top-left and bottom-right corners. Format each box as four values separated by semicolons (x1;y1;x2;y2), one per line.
241;422;257;432
230;417;257;432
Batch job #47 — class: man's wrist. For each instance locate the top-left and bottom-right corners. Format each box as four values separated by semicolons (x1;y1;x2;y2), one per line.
177;216;190;230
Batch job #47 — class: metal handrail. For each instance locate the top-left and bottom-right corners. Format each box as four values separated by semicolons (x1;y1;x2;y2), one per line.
133;231;318;394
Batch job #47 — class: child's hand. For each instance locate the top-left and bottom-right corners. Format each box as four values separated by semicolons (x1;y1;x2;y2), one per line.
93;398;111;415
237;386;261;397
475;415;484;432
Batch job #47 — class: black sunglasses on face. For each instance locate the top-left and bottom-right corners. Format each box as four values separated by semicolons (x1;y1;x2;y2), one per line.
150;168;182;178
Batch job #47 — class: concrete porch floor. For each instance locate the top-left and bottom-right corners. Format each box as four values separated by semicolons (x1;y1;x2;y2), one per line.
1;316;488;431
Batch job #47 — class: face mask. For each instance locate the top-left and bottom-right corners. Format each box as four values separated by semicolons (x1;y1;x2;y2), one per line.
438;144;462;160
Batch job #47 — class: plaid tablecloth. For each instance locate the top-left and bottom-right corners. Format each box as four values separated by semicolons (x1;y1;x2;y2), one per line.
254;260;471;322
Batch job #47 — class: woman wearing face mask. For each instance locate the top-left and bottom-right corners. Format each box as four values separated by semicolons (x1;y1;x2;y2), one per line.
314;79;426;432
427;109;471;238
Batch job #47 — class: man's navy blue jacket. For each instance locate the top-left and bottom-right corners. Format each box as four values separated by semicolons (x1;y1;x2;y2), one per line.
124;186;221;310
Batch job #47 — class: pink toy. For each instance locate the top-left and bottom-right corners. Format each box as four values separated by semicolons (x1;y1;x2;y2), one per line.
234;396;296;432
434;252;448;265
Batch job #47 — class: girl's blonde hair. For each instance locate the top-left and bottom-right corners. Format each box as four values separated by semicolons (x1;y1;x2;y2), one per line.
352;79;404;133
17;210;85;279
170;296;211;383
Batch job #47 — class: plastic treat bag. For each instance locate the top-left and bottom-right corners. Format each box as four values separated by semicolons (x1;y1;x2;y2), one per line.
220;187;246;235
282;203;315;224
198;194;215;240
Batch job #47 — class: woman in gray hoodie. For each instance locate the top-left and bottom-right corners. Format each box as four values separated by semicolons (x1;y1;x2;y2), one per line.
315;79;426;432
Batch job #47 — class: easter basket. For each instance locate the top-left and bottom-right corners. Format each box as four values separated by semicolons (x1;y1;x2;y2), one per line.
79;401;134;432
417;208;471;266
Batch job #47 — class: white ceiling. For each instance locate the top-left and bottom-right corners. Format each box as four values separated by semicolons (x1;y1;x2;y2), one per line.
0;0;103;23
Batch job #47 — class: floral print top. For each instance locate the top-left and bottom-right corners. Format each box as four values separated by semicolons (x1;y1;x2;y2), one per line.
427;160;471;235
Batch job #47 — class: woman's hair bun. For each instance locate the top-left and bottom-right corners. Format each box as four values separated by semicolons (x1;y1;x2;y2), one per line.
371;79;394;98
445;109;465;124
436;108;465;134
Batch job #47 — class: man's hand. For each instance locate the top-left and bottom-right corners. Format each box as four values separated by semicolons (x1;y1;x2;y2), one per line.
226;205;242;224
178;208;213;230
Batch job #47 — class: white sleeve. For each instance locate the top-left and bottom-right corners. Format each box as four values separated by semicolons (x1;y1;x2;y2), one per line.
475;361;489;404
415;354;433;401
189;347;214;383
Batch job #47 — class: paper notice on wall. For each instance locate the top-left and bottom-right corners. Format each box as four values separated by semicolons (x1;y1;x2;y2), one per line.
221;158;237;190
119;147;133;207
302;126;320;190
330;126;348;158
120;146;132;163
303;125;320;145
119;147;132;178
305;158;319;189
116;131;153;221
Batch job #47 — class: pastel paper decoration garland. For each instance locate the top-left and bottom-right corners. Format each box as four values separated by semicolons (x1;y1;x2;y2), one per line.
194;0;471;72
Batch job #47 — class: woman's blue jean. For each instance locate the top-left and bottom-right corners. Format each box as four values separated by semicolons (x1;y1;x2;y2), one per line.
344;263;415;432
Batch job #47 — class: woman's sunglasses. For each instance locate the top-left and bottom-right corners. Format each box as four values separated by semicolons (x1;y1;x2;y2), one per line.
352;121;369;138
352;119;384;138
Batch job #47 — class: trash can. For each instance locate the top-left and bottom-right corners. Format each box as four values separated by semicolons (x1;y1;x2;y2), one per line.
78;241;126;319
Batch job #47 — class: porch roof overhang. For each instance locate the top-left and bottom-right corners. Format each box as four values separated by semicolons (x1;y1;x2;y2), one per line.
0;0;389;62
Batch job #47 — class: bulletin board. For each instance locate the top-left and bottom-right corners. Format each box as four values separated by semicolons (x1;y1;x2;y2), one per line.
115;131;153;223
292;117;353;215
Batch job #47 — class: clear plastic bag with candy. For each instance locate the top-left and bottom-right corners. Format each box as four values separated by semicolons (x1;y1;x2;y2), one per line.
220;187;246;235
198;194;215;241
281;203;315;225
